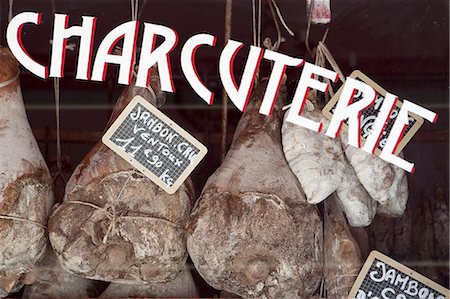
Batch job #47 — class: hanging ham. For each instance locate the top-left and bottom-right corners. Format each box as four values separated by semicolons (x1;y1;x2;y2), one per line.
323;194;362;298
187;79;323;298
0;47;54;296
48;70;195;284
282;96;376;227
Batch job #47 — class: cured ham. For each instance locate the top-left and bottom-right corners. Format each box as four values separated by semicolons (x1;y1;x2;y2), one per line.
0;47;54;296
282;96;376;227
48;70;195;284
187;79;323;298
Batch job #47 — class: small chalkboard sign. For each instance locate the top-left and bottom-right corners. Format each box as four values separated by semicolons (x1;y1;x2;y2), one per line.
102;96;207;194
322;70;424;155
349;251;449;299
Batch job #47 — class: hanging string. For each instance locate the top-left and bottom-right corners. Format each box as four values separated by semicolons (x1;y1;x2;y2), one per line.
8;0;13;22
130;0;139;76
267;0;282;52
220;0;232;161
129;0;148;80
305;0;314;55
269;0;295;37
251;0;261;85
50;0;67;183
53;76;67;183
130;0;139;21
257;0;262;47
137;0;148;20
318;41;345;83
252;0;256;46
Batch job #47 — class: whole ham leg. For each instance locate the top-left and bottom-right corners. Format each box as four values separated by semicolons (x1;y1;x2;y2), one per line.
0;47;54;296
187;79;323;298
48;71;195;284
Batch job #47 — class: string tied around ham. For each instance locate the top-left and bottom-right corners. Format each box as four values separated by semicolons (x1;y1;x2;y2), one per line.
65;199;185;244
65;171;184;244
0;214;47;230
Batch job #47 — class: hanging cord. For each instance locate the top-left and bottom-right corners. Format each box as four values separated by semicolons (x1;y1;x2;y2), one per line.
282;34;331;112
50;0;67;184
269;0;295;37
129;0;148;81
137;0;148;20
318;41;345;82
251;0;261;85
267;1;282;52
258;0;262;48
8;0;13;22
130;0;139;74
252;0;256;47
266;0;295;53
53;76;67;183
305;0;314;55
220;0;232;162
130;0;139;21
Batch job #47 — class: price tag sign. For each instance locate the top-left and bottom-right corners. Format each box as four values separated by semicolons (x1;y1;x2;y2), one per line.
102;96;207;194
322;70;424;155
349;251;449;299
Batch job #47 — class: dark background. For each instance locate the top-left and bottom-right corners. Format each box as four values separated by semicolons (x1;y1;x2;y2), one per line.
0;0;448;296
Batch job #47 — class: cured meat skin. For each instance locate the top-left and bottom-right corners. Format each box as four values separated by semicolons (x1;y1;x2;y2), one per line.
187;80;323;298
0;47;54;296
282;103;376;227
49;73;195;284
340;136;408;218
341;142;394;205
282;107;346;204
324;194;362;298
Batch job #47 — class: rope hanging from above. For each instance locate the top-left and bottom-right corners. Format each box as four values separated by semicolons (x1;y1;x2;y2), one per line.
8;0;13;22
49;0;67;184
220;0;233;161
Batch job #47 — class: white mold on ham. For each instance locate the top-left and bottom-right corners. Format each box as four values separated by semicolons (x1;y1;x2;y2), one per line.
0;47;54;297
